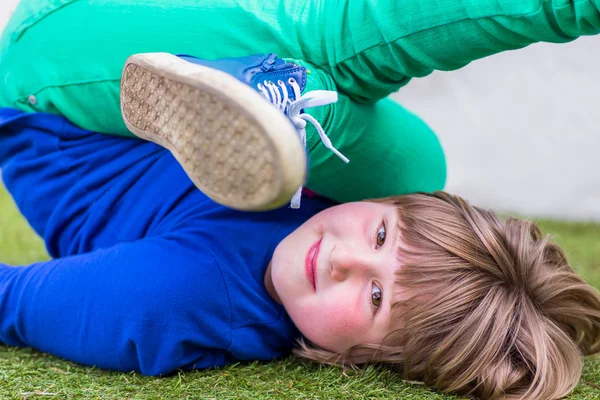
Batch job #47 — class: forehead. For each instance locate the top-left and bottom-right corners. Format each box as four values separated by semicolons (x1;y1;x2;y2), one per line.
331;201;396;216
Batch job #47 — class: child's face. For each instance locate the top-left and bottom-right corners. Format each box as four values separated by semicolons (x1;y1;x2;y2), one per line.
266;201;406;353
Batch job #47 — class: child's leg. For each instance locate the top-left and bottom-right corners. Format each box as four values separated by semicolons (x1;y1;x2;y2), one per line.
0;0;332;136
322;0;600;103
1;0;591;203
300;64;446;201
1;45;446;206
308;98;446;202
1;0;598;136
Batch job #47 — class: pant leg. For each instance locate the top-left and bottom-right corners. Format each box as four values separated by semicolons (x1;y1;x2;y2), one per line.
324;0;600;103
310;98;447;202
5;0;591;203
0;0;447;203
300;64;447;202
0;0;332;137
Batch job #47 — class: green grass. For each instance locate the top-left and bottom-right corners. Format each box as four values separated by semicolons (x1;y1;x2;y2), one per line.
1;184;599;399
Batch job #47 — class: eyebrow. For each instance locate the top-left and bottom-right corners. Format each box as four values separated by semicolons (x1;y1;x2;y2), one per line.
364;210;371;247
382;211;400;326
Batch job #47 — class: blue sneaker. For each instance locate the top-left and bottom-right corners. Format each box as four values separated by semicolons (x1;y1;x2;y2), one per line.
120;52;348;211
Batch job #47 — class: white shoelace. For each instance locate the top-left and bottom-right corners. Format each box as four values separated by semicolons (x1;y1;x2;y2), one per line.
257;78;349;209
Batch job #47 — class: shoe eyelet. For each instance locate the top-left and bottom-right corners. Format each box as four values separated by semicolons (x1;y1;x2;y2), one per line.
277;80;284;85
257;83;265;90
288;78;296;84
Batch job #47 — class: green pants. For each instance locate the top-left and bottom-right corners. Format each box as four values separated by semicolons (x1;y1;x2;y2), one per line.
0;0;598;202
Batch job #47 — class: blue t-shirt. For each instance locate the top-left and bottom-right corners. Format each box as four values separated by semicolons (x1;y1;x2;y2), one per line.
0;108;333;375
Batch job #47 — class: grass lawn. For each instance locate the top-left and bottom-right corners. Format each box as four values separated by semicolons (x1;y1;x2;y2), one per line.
1;183;599;399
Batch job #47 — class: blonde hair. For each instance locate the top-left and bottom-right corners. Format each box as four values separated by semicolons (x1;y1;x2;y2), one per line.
293;191;600;399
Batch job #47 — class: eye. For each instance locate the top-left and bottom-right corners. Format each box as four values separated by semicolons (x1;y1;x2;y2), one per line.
371;284;382;309
376;223;386;248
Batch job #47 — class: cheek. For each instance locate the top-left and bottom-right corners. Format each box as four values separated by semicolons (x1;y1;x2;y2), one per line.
305;295;371;351
321;297;367;334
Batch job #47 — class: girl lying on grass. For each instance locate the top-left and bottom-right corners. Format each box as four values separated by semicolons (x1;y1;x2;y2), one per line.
1;0;600;399
1;105;599;399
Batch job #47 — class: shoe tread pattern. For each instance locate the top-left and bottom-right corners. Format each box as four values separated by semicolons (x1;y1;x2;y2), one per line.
121;63;281;209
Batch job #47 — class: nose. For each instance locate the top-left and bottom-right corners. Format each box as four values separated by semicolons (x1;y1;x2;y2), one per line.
329;244;375;282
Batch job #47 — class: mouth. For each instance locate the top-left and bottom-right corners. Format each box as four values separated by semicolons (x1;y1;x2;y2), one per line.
305;237;322;291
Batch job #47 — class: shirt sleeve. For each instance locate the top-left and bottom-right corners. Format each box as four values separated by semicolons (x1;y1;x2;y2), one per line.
0;236;234;375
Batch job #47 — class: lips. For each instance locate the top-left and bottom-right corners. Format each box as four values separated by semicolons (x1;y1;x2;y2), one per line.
305;237;322;291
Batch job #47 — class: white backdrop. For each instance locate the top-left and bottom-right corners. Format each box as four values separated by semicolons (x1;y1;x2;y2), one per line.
1;1;599;221
393;38;600;222
0;1;17;33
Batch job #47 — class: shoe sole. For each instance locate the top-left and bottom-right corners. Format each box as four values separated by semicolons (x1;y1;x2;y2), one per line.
120;52;306;211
